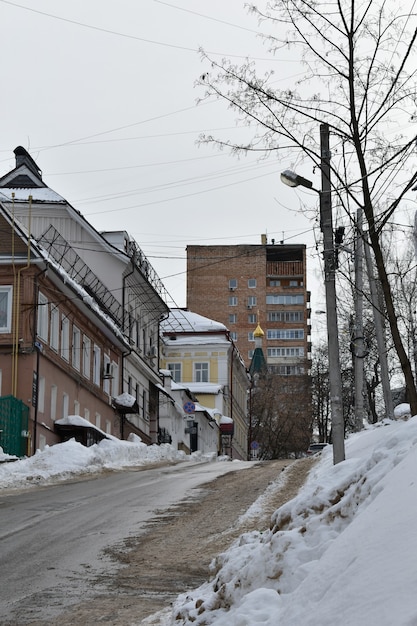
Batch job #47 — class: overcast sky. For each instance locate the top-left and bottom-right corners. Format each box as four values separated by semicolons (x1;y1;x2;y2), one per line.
1;0;325;311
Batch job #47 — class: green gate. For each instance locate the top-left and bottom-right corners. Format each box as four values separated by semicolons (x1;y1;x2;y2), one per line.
0;395;29;457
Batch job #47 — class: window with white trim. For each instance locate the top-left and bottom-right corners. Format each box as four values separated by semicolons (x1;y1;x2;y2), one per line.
72;325;81;370
267;347;305;357
83;336;91;379
50;385;57;421
229;278;237;289
194;362;209;383
267;311;303;322
248;278;257;288
266;294;304;305
103;354;111;395
229;313;237;324
228;296;238;306
61;317;70;361
93;344;101;386
37;292;48;340
50;306;59;351
62;393;69;419
168;363;181;383
0;286;12;332
247;296;257;307
267;329;305;340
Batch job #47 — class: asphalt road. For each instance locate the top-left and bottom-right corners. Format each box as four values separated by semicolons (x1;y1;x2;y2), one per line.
0;460;254;624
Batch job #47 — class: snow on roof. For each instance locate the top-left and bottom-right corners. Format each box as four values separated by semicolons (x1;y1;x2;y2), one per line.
161;308;227;334
55;415;112;440
0;187;65;203
112;392;137;408
185;383;224;395
219;415;233;424
164;335;229;346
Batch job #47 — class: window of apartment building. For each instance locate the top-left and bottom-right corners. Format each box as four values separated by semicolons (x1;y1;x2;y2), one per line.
194;362;209;383
105;420;111;434
168;363;181;383
95;413;101;429
269;365;304;375
37;292;48;340
248;278;257;288
83;336;91;379
142;389;148;420
248;313;257;324
247;296;257;308
230;331;238;341
50;385;57;421
93;344;101;386
111;362;119;397
228;296;238;306
72;325;81;370
290;279;302;287
267;329;305;340
229;313;237;324
102;354;111;394
84;408;90;422
62;393;69;419
229;278;237;290
266;294;304;305
50;306;59;351
61;316;70;361
248;331;255;342
269;279;281;287
267;347;305;357
74;400;80;415
267;311;303;322
38;376;45;413
248;349;254;359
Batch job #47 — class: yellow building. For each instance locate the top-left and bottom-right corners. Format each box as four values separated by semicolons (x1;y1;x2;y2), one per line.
160;309;250;459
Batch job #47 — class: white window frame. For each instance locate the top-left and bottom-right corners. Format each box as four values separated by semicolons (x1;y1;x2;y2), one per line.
194;362;209;383
61;316;70;361
37;292;48;340
50;306;59;351
62;393;69;419
50;385;57;421
248;278;257;288
228;296;238;306
0;286;13;333
72;325;81;371
83;335;91;379
103;354;111;395
168;363;181;383
93;344;101;386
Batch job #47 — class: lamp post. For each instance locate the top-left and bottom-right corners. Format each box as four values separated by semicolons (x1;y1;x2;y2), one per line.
281;123;345;464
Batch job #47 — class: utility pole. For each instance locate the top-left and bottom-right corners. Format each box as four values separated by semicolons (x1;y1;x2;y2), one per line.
320;123;345;464
364;236;394;419
353;208;365;430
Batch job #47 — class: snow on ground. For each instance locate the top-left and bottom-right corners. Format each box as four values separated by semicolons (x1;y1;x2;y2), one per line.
2;416;417;626
162;416;417;626
0;434;226;490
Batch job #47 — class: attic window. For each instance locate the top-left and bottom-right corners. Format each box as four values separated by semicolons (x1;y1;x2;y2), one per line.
169;335;177;340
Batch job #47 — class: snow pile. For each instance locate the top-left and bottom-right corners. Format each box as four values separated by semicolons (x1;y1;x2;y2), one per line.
169;417;417;626
0;436;188;490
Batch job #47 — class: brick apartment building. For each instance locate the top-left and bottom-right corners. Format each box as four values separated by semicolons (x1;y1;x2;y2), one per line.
186;236;311;373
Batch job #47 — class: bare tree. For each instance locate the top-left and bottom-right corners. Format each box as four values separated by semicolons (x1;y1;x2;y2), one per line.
251;369;312;458
198;1;417;413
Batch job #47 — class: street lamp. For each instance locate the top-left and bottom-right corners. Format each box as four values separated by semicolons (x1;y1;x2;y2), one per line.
281;124;345;464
